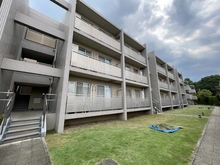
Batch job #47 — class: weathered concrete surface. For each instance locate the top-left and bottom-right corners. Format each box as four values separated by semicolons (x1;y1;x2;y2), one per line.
0;137;51;165
191;107;220;165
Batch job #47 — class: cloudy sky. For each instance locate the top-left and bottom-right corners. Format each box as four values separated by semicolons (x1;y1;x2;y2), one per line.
30;0;220;82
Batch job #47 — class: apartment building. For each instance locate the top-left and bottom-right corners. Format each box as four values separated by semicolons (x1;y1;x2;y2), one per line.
0;0;188;142
184;83;197;105
148;51;183;111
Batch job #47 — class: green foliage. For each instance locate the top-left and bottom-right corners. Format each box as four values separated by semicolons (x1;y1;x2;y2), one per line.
184;78;194;85
197;89;212;98
195;75;220;95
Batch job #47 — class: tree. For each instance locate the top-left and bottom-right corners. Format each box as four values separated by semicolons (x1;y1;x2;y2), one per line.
195;75;220;95
184;78;194;85
197;89;212;104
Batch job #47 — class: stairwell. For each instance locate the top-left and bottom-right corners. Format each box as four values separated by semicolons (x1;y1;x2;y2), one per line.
13;95;30;111
2;117;41;144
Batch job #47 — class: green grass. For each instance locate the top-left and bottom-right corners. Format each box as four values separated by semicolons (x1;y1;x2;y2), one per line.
46;113;208;165
165;105;213;116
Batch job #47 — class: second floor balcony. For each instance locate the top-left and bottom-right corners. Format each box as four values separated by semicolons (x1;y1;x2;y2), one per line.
125;70;148;84
192;96;198;100
71;52;121;78
75;16;120;51
124;46;145;63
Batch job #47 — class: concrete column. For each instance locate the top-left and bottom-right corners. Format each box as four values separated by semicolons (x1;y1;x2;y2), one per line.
119;30;127;120
54;0;76;133
174;69;183;108
143;44;153;114
166;64;173;109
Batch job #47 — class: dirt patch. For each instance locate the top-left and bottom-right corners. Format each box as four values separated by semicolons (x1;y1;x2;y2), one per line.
98;159;118;165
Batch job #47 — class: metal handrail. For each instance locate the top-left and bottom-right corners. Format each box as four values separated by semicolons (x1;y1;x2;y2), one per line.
0;92;15;136
42;94;56;134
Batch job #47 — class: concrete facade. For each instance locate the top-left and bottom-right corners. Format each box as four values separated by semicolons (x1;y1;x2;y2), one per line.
0;0;188;133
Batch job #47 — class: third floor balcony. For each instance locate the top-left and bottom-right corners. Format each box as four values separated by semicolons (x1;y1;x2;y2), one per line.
157;65;166;75
124;46;145;64
74;16;120;51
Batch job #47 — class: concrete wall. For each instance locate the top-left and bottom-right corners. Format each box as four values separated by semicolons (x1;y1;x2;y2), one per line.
0;0;29;113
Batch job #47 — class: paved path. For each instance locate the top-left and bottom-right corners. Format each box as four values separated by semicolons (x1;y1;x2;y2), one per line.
0;137;51;165
159;113;209;118
191;107;220;165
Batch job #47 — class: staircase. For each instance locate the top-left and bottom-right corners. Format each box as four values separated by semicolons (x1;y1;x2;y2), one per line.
13;95;30;111
1;117;41;144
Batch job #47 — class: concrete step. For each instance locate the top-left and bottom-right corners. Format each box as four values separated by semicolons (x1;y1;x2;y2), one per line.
11;118;40;123
3;132;40;144
8;124;41;131
5;128;40;138
10;119;40;126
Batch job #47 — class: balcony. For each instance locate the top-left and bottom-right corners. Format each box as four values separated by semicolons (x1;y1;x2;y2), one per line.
125;70;148;84
172;99;179;105
66;95;122;113
124;46;145;63
181;88;185;93
184;85;190;91
157;65;166;75
159;82;169;89
189;89;196;94
183;99;188;104
179;78;183;84
71;52;121;78
127;97;150;109
75;16;120;51
162;99;171;106
170;85;177;91
192;96;198;100
25;29;56;48
168;72;175;79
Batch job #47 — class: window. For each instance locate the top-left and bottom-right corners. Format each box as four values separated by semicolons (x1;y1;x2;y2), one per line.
78;47;91;57
125;66;130;71
126;89;132;97
133;68;139;74
99;56;111;64
97;85;111;98
68;82;75;95
76;82;90;96
135;90;140;98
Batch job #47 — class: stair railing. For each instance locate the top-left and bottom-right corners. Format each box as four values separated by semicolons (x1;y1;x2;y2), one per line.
152;99;161;114
0;92;15;142
41;93;56;136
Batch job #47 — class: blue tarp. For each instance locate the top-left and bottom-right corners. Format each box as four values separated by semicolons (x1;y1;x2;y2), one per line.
150;125;180;133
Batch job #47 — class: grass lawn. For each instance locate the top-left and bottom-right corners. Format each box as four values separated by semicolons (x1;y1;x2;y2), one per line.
46;113;208;165
164;105;213;116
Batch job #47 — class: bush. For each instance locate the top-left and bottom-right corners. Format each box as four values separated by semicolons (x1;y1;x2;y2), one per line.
197;96;220;106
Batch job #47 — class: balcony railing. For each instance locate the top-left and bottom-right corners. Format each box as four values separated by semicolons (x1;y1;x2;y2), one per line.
124;46;145;63
26;29;56;48
161;99;171;106
71;52;121;78
179;78;183;83
168;72;175;79
157;65;166;75
75;16;120;51
126;97;150;109
159;82;169;89
183;99;188;104
186;94;192;100
172;99;179;105
181;88;185;93
125;70;148;84
192;96;198;100
66;95;122;113
184;85;190;91
170;85;177;91
189;89;196;94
